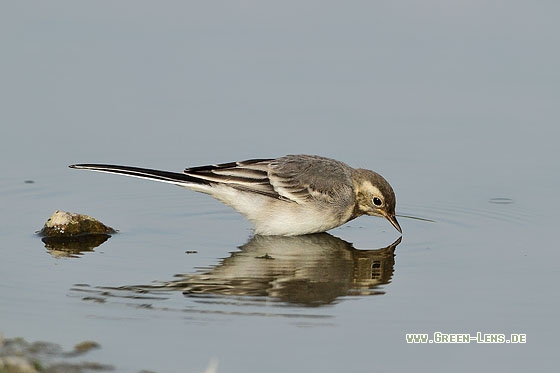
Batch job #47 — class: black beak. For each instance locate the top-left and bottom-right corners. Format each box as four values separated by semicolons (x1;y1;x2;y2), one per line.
386;214;402;234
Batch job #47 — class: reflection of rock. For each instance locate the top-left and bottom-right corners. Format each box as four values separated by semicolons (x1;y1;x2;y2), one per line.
38;210;115;237
164;234;400;306
42;234;111;258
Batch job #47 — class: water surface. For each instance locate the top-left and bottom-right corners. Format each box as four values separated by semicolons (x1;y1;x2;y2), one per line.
1;2;558;372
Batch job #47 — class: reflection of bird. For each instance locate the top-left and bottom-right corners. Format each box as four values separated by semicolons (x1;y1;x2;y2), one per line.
168;234;401;306
70;154;401;235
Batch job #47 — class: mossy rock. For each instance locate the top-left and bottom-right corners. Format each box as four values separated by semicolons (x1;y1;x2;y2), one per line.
39;210;116;237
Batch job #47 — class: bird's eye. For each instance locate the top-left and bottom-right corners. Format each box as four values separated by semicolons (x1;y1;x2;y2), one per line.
373;197;383;206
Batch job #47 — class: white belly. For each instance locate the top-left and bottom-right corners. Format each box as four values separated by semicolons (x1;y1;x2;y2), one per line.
198;184;353;235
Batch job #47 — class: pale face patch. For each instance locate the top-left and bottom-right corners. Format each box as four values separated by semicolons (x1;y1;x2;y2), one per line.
360;181;385;207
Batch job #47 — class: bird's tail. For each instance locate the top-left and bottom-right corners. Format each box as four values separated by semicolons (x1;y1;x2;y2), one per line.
69;164;209;187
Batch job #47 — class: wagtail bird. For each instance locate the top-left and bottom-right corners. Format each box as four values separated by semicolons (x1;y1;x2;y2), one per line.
69;154;401;236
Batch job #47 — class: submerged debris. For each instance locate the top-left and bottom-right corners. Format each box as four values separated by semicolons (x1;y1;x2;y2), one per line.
489;197;514;204
0;333;112;372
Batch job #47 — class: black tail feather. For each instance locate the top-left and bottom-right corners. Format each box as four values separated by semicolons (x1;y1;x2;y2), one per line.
69;164;208;185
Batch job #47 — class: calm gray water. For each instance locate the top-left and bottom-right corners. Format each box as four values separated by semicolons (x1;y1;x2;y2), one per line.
1;2;558;372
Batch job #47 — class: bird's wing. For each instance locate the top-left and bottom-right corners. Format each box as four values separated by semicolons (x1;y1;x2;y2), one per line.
267;155;355;204
184;155;355;205
183;159;280;198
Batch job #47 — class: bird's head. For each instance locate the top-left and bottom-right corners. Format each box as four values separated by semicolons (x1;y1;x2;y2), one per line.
353;169;401;233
